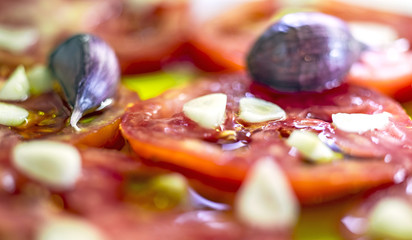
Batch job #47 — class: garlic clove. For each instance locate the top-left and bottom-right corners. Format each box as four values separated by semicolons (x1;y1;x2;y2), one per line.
183;93;227;129
49;34;120;130
247;12;364;92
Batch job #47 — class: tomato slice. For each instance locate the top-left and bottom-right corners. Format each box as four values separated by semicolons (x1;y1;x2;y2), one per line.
121;73;412;204
48;86;140;149
91;0;189;75
316;0;412;43
60;148;291;240
187;0;278;72
346;50;412;102
4;84;139;148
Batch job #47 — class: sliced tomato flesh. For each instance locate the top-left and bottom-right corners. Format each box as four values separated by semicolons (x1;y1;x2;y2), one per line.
3;84;139;148
121;73;412;204
316;0;412;44
347;50;412;102
91;1;189;74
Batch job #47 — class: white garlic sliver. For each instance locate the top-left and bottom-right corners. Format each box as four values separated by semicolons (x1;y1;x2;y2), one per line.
286;130;341;163
0;25;38;53
0;65;30;101
37;217;106;240
239;97;286;123
12;140;81;189
235;157;299;229
27;65;54;95
183;93;227;129
367;197;412;240
0;102;29;126
332;112;390;134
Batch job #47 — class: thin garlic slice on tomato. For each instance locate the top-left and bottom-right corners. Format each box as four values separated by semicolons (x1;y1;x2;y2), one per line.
0;65;30;101
238;97;286;123
150;173;189;208
37;217;107;240
286;130;342;163
332;112;390;134
367;197;412;240
27;65;54;95
183;93;227;129
12;140;81;189
0;102;29;126
235;157;299;229
0;25;38;53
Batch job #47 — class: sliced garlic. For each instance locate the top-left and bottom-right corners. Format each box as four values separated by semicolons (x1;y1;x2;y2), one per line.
367;197;412;240
0;102;29;126
12;140;81;189
235;157;299;229
0;25;38;53
286;130;341;163
0;65;30;101
150;173;189;207
27;65;54;95
332;112;390;134
183;93;227;129
37;217;106;240
238;97;286;123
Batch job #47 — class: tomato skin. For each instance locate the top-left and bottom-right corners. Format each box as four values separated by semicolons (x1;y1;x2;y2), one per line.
121;73;412;204
346;51;412;102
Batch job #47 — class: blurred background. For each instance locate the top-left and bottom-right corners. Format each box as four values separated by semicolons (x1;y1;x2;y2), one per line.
1;0;411;73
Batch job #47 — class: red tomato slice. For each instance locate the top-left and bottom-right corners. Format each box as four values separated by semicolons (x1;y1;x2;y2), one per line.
316;0;412;43
4;84;139;148
346;50;412;102
187;0;278;72
121;73;412;204
0;192;53;240
91;0;189;75
61;148;291;240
